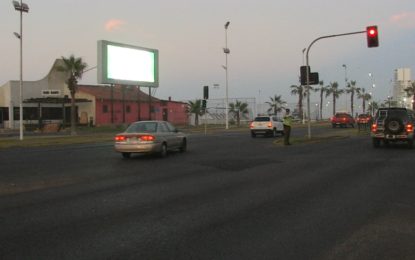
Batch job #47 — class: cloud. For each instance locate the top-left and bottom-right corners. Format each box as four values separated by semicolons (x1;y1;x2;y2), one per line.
105;19;126;31
389;12;415;28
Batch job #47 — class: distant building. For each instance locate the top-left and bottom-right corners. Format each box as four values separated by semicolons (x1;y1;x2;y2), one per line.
393;68;412;108
0;59;188;129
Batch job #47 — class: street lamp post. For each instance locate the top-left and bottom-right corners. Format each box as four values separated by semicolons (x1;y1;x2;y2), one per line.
12;0;29;141
342;64;348;112
301;48;306;124
223;21;230;129
369;73;376;115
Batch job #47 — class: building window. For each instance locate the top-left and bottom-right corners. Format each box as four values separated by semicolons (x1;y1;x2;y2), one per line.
126;105;131;113
103;105;108;113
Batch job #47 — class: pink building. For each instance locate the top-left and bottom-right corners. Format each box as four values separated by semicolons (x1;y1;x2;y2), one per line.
78;85;188;126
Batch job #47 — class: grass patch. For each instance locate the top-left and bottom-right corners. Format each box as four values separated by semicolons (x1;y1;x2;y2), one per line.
0;134;115;149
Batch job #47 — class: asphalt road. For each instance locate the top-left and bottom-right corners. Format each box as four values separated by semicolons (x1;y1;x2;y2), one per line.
0;128;414;259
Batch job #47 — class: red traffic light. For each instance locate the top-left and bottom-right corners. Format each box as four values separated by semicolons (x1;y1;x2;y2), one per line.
366;26;379;48
368;28;377;36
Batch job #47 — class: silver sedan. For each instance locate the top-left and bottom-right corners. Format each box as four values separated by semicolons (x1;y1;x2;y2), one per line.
114;121;187;158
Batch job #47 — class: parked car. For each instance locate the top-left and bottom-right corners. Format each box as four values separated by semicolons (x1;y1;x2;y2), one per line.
249;116;284;137
330;113;355;128
114;121;187;158
371;107;414;148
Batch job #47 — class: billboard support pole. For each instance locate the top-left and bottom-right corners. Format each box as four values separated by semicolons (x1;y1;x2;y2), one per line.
110;84;114;124
148;87;152;120
137;86;141;121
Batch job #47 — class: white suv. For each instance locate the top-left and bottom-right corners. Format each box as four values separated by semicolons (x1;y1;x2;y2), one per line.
250;116;284;137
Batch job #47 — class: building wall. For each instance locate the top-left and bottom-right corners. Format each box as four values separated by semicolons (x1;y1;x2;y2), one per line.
0;59;70;128
163;102;188;125
75;92;96;125
393;68;412;108
94;100;188;126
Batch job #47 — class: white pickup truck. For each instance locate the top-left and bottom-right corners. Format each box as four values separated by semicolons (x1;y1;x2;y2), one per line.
249;116;284;137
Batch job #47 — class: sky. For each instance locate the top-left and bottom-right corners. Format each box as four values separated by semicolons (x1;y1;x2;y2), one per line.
1;0;414;110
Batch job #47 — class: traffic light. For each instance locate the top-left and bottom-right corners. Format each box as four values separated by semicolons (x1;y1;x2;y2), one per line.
366;26;379;48
300;66;310;83
202;99;207;111
203;86;209;99
300;66;319;85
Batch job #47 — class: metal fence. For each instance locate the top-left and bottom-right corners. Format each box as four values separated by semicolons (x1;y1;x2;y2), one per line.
184;97;328;127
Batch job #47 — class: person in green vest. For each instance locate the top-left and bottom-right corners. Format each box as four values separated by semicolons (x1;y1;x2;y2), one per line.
283;108;293;145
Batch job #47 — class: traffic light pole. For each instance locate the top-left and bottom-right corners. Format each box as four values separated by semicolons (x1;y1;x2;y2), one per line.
305;30;365;139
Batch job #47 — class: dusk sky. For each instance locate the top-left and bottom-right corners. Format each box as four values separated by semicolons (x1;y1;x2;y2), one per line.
1;0;414;107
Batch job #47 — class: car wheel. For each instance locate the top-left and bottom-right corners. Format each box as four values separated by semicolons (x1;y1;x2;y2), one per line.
179;139;187;153
122;152;131;159
372;138;380;148
351;123;355;128
159;143;168;157
332;124;336;128
251;131;256;138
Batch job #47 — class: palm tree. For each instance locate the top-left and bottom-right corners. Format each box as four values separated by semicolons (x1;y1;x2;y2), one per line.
314;81;329;120
367;101;379;114
229;100;249;127
346;80;361;117
58;55;88;135
404;81;415;110
357;88;372;114
290;85;306;120
188;100;204;126
266;95;286;116
229;100;248;127
325;82;344;116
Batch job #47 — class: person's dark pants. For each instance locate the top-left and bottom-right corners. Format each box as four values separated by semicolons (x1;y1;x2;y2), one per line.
283;125;291;145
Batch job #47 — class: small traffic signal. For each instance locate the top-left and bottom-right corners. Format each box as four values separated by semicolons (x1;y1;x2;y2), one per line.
203;86;209;99
366;26;379;48
202;99;207;111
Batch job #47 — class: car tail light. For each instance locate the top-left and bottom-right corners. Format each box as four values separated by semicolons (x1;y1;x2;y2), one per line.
371;123;377;133
140;135;155;141
406;124;413;133
249;122;254;128
267;122;272;128
115;135;126;142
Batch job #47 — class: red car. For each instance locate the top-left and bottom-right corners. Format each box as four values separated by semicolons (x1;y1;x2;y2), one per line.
356;114;372;124
330;113;355;128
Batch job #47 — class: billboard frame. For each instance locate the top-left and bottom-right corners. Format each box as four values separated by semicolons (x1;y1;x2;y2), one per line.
97;40;159;87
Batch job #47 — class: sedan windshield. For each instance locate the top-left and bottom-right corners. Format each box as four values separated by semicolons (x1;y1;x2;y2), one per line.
254;117;270;122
